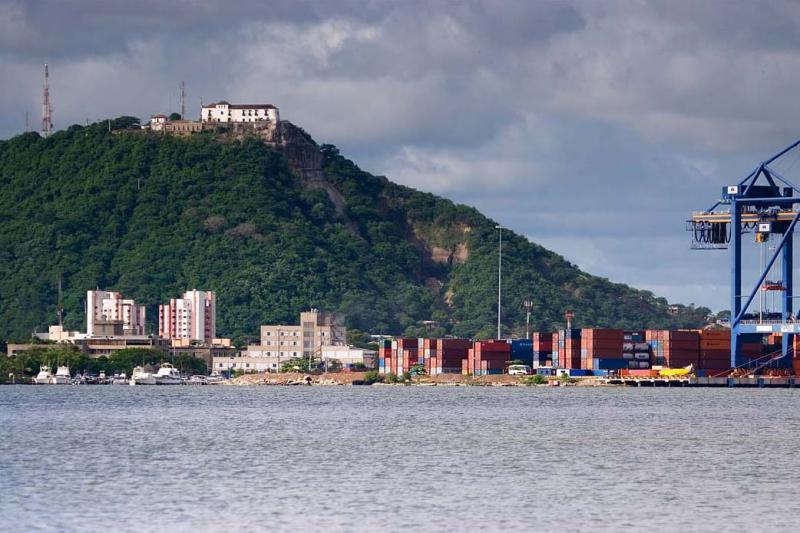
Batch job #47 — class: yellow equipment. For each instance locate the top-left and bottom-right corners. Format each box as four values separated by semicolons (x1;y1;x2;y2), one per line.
658;365;694;377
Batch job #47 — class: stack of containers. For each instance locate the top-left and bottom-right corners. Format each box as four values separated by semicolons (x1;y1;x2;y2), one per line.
422;339;436;374
557;329;581;369
467;341;510;375
645;330;699;368
510;339;534;366
377;339;392;375
390;338;420;375
644;330;663;365
431;339;472;375
532;333;554;367
624;331;645;343
663;330;700;368
581;328;623;370
699;330;729;371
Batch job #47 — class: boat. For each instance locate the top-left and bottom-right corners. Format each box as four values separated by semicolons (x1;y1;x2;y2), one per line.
111;373;128;385
130;366;157;386
49;365;72;384
187;375;208;385
658;364;694;377
155;363;183;385
34;365;53;384
206;371;226;385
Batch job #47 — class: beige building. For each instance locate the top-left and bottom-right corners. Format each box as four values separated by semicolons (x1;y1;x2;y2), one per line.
246;309;346;361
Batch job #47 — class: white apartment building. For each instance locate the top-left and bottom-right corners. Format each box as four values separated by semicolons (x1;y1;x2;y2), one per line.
201;101;280;124
86;290;146;336
158;290;216;343
246;309;346;360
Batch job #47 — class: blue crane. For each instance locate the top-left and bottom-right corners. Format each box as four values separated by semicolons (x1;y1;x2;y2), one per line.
689;139;800;368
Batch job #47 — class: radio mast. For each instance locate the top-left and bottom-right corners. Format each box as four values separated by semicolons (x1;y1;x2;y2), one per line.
180;81;186;119
42;64;52;137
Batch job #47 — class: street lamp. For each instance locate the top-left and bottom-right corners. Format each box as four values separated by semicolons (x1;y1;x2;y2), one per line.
496;225;503;339
523;300;533;340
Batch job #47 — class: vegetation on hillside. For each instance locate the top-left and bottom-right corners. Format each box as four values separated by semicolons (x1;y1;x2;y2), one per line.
0;118;709;344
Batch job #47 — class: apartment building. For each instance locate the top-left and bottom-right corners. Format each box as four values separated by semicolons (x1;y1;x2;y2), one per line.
158;290;216;344
86;290;146;337
246;309;346;360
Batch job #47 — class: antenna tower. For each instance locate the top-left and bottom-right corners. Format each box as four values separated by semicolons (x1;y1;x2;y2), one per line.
42;64;52;137
180;81;186;119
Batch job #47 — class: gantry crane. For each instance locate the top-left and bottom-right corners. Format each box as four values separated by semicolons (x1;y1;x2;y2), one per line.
689;139;800;368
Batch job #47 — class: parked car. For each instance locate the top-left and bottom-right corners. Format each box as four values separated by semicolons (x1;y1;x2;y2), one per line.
508;364;532;375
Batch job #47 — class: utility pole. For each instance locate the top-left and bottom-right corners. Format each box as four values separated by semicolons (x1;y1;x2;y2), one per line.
42;64;52;137
523;300;533;340
180;81;186;119
496;225;503;339
57;274;64;327
25;111;29;133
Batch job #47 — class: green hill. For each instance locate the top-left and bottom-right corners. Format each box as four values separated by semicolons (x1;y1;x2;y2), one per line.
0;117;709;343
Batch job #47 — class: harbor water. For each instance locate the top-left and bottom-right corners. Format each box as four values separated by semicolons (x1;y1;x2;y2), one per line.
1;386;799;532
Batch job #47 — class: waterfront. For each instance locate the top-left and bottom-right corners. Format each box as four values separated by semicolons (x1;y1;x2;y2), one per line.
1;387;799;532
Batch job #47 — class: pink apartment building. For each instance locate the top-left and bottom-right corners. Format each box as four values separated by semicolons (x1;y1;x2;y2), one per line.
158;290;216;343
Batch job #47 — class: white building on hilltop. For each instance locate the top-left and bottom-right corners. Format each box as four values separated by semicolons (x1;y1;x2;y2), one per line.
86;290;146;337
201;101;280;124
158;290;216;344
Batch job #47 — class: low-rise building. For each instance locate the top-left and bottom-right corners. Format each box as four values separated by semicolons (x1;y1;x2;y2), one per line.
247;309;346;360
201;101;280;124
320;345;377;369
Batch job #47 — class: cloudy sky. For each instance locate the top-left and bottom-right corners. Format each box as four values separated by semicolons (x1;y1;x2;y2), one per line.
4;0;800;312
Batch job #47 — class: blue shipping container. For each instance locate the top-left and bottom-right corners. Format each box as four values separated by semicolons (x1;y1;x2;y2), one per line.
594;358;628;370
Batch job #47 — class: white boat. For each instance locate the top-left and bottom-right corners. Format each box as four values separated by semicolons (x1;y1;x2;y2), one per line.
130;366;157;386
206;371;226;385
155;363;183;385
49;365;72;385
111;373;128;385
34;365;53;384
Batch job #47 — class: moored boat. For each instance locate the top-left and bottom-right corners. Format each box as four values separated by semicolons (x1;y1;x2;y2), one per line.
155;363;182;385
130;366;157;386
206;371;226;385
34;365;53;384
49;365;72;384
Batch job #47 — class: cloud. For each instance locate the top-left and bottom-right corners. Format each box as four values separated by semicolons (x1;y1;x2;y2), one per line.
3;0;800;311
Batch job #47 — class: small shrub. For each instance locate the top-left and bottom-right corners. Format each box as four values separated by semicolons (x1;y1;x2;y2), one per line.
363;370;382;384
385;372;399;384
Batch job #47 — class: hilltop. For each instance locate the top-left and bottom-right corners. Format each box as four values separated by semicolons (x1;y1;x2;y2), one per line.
0;117;709;342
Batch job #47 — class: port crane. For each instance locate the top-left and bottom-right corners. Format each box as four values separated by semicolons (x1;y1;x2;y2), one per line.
689;139;800;368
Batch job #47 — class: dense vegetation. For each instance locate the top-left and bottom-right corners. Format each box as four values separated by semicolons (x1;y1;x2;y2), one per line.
0;118;709;344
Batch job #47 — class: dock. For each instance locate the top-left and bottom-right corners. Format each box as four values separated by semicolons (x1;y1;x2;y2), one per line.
602;376;799;388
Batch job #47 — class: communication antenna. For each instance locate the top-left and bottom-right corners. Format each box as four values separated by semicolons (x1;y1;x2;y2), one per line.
180;81;186;119
25;111;29;133
42;64;53;137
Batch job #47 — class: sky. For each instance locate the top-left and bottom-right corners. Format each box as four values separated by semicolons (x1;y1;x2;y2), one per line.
4;0;800;312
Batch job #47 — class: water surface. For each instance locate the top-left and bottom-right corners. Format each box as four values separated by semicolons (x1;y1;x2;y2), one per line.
1;386;798;532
